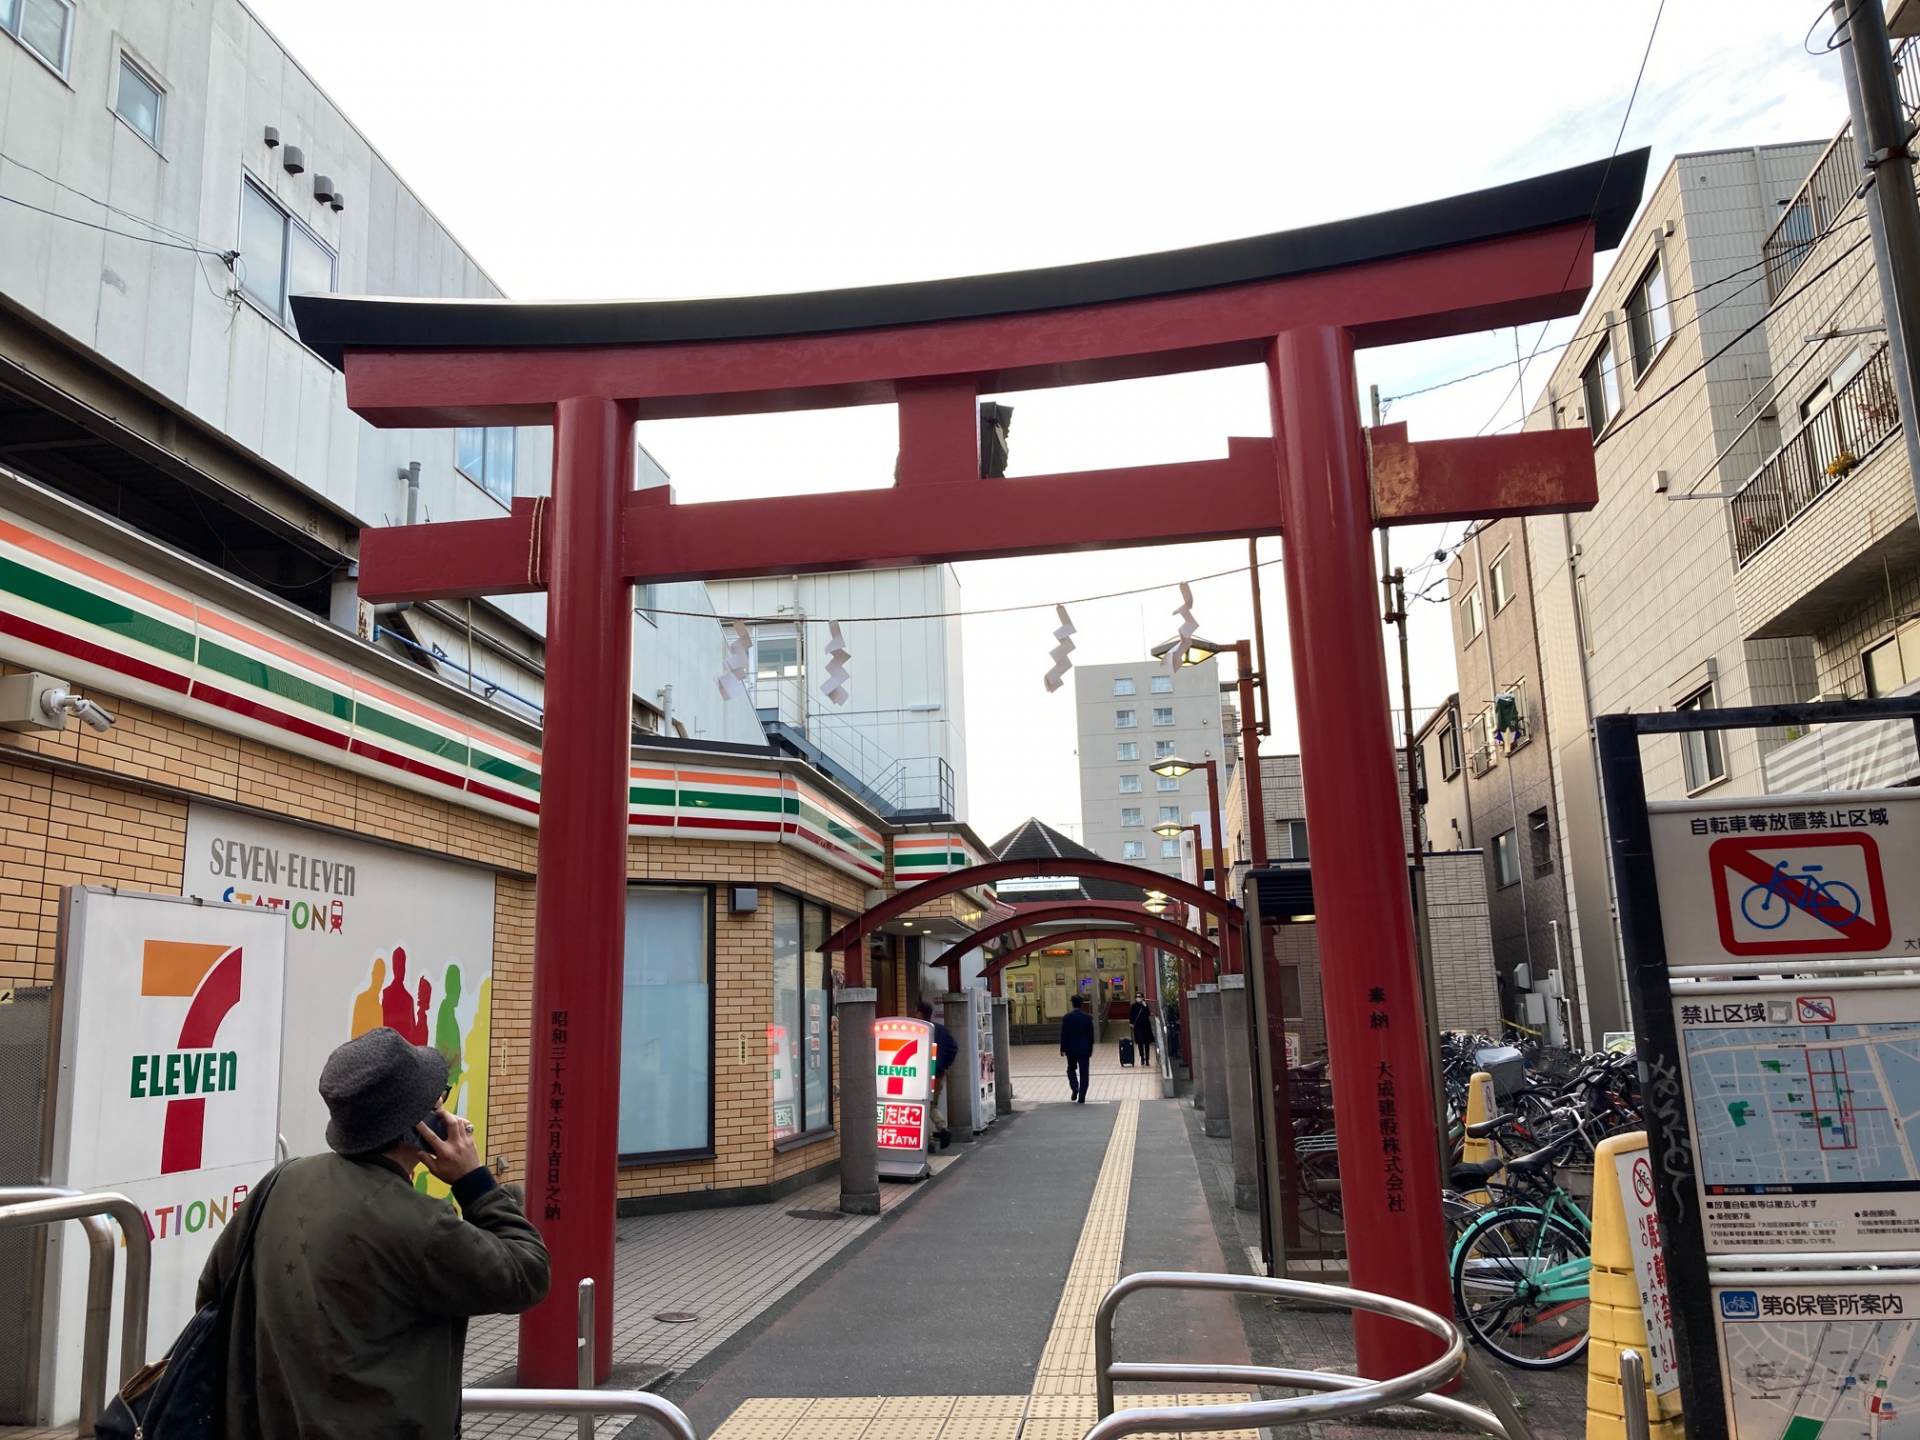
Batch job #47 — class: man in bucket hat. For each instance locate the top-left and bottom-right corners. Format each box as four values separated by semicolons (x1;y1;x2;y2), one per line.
197;1026;550;1438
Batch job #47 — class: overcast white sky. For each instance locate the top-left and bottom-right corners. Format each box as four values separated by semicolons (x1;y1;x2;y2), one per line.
249;0;1853;845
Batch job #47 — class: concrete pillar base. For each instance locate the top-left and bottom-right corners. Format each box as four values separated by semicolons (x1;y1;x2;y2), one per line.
1220;974;1259;1212
991;997;1014;1117
1197;986;1230;1139
835;988;880;1215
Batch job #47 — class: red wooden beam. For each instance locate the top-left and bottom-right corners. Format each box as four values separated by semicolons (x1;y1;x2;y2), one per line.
1369;424;1598;524
337;224;1594;427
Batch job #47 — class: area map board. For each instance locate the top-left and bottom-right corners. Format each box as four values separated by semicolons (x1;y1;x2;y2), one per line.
1713;1275;1920;1439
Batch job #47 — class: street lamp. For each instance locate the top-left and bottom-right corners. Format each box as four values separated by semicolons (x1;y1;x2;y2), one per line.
1150;634;1269;871
1147;755;1226;904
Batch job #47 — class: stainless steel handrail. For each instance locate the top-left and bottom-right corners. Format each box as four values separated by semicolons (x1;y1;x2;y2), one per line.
1620;1348;1651;1440
0;1188;152;1437
1090;1270;1528;1440
461;1388;697;1440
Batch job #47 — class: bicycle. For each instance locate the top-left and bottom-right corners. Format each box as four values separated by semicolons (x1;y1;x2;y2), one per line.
1447;1114;1594;1370
1739;859;1861;930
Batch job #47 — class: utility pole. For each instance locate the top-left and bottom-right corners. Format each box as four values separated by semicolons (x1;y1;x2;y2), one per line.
1838;0;1920;514
1370;383;1450;1180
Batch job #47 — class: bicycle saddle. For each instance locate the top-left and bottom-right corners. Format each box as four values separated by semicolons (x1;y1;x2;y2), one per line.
1503;1143;1561;1175
1465;1113;1516;1139
1449;1155;1504;1187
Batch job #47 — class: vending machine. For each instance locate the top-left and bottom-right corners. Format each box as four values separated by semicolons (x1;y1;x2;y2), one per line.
873;1015;933;1181
965;986;997;1133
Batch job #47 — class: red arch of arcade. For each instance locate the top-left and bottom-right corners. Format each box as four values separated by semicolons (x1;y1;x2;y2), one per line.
975;927;1206;979
822;857;1235;986
932;902;1220;970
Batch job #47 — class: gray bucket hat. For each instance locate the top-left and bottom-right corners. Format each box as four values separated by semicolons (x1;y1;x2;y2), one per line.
319;1027;449;1155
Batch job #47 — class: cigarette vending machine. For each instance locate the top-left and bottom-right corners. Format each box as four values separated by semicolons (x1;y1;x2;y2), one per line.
873;1015;933;1181
965;987;996;1133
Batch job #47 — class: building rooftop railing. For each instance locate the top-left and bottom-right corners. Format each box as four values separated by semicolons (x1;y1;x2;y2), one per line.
1730;342;1900;566
1761;39;1920;300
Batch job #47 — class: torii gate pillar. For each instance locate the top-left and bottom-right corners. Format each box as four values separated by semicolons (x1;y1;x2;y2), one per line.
520;396;634;1381
1268;327;1449;1367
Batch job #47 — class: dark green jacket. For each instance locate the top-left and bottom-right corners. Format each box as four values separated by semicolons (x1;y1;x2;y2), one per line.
197;1152;550;1439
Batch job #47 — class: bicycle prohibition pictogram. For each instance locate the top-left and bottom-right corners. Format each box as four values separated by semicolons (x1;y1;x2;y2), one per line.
1710;832;1893;957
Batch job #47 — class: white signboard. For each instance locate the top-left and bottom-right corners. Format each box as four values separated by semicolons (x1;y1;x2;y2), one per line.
1650;791;1920;965
875;1016;932;1180
1675;981;1920;1254
1614;1146;1681;1398
183;807;496;1169
44;888;288;1424
1713;1274;1920;1437
966;987;996;1131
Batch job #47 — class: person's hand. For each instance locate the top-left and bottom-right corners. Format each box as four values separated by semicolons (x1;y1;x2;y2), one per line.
414;1103;482;1185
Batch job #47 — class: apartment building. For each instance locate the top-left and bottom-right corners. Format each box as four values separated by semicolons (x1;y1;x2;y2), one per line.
1412;694;1472;852
1074;656;1227;879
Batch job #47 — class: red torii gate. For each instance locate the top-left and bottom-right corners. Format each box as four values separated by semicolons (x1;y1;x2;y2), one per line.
295;147;1644;1384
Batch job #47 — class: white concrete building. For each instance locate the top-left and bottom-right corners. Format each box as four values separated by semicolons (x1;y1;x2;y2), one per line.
0;0;759;745
703;568;970;819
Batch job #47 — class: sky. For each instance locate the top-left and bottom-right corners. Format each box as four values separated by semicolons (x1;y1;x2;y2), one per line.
246;0;1855;845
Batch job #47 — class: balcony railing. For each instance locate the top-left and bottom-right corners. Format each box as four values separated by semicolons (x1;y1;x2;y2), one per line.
1730;342;1900;566
1467;743;1496;779
1762;39;1920;300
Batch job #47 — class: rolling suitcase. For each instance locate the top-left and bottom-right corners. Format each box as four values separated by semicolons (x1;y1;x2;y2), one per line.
1118;1036;1135;1067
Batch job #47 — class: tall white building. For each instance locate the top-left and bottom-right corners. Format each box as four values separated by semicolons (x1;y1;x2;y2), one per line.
1074;656;1227;879
704;567;969;820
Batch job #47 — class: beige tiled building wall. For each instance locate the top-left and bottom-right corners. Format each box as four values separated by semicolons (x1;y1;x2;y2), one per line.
1075;657;1227;878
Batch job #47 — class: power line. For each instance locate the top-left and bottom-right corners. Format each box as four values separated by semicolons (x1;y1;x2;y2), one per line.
638;556;1286;626
1596;229;1875;450
1379;216;1868;406
0;191;231;258
1474;0;1667;436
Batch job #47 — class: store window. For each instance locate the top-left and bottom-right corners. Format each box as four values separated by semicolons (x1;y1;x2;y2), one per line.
771;893;835;1141
1150;674;1174;694
619;885;712;1158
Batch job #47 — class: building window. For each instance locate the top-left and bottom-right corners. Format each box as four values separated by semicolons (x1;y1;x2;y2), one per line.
1285;819;1309;860
1626;255;1671;378
1115;709;1137;729
454;427;518;507
1150;674;1174;694
1154;739;1176;759
1122;840;1145;860
771;894;834;1142
1460;586;1484;642
115;53;165;149
1529;807;1554;875
1156;774;1180;792
1158;805;1180;824
1676;687;1727;792
619;885;712;1158
1151;706;1175;726
3;0;71;73
1116;741;1138;761
1864;618;1920;696
237;177;336;333
1492;830;1519;888
1438;721;1462;779
1582;336;1623;437
1489;549;1513;613
1113;676;1136;696
1160;838;1181;859
1119;773;1142;793
1121;807;1142;827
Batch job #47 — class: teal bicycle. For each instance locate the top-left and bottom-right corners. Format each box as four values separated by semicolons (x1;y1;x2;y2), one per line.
1447;1111;1595;1370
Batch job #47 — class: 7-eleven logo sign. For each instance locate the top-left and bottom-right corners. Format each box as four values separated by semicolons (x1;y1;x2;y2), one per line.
873;1018;932;1102
132;941;246;1174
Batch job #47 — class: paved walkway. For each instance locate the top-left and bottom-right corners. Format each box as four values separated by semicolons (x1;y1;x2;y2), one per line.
1007;1042;1163;1104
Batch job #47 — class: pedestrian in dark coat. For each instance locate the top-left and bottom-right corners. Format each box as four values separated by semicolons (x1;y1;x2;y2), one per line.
1128;994;1156;1067
1060;993;1096;1102
198;1026;550;1439
920;1000;960;1150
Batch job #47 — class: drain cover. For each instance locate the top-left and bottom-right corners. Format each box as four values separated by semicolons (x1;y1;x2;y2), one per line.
653;1311;699;1324
786;1207;853;1220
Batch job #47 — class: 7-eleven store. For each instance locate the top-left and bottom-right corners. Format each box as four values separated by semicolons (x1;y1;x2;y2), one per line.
0;473;997;1213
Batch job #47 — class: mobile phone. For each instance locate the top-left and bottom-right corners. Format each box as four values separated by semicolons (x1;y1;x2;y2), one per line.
414;1111;450;1149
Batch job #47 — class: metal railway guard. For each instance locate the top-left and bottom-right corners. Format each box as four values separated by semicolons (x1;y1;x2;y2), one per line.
298;147;1647;1383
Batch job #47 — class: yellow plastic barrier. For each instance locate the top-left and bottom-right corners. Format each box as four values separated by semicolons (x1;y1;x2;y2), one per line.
1459;1070;1501;1204
1586;1130;1683;1440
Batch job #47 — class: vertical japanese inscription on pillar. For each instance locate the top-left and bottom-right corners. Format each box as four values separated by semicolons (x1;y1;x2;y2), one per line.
1370;985;1405;1213
546;1008;568;1221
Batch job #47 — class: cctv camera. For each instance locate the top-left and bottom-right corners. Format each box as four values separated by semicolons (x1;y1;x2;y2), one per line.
75;700;114;733
39;688;115;733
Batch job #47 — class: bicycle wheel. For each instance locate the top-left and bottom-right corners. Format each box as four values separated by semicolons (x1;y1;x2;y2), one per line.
1815;880;1861;925
1450;1207;1591;1369
1740;882;1790;930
